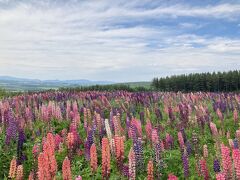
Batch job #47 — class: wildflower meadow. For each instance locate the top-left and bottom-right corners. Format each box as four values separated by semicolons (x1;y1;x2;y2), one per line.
1;91;240;179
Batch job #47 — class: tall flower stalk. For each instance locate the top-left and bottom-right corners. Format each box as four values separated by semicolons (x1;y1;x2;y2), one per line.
102;137;111;179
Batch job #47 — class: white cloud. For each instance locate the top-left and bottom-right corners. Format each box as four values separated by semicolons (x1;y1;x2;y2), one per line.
0;0;239;81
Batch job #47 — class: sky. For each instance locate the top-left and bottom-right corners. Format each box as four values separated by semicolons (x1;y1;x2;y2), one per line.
0;0;240;82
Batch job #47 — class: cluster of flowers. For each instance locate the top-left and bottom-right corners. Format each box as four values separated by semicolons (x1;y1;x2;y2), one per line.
1;91;240;179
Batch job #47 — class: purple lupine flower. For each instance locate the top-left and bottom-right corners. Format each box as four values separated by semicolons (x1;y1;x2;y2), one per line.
122;164;129;177
155;108;163;121
154;142;162;165
186;141;192;156
87;129;94;147
84;140;90;161
133;138;144;170
220;101;227;113
180;128;187;143
17;129;26;164
213;159;220;173
182;152;189;177
5;110;18;145
130;124;138;142
233;139;239;149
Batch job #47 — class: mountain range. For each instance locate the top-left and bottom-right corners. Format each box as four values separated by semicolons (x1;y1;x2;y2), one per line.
0;76;114;91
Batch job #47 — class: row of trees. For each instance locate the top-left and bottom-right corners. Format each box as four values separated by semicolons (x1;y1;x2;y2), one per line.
59;84;149;92
152;70;240;92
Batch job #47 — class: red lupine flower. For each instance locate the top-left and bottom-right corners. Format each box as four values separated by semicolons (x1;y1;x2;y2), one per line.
200;158;209;180
168;174;178;180
221;144;232;179
145;120;152;140
9;156;17;178
90;143;98;173
47;132;55;151
37;152;51;180
62;157;72;180
232;148;240;178
114;135;124;169
102;137;111;179
128;148;136;180
43;140;57;177
147;160;154;180
67;132;75;149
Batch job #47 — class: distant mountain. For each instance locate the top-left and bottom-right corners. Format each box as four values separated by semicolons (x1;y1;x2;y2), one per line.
0;76;114;91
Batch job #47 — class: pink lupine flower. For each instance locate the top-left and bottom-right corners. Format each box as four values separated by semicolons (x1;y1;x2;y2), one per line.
128;148;136;180
232;148;240;178
145;120;152;140
131;118;142;137
168;173;178;180
221;144;232;179
151;129;159;145
55;134;63;150
216;108;223;121
178;132;184;149
210;122;218;136
234;109;238;124
32;144;40;159
216;172;225;180
200;158;209;180
67;132;75;150
75;176;82;180
62;157;72;180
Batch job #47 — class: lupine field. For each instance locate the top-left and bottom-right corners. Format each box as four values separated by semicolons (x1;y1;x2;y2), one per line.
1;91;240;179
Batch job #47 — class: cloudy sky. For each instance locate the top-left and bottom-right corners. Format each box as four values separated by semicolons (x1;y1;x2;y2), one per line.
0;0;240;82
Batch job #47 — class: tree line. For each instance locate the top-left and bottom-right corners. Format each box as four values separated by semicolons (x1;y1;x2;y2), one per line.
59;84;149;92
152;70;240;92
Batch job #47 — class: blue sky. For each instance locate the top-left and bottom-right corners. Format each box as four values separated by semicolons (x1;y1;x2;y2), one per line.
0;0;240;82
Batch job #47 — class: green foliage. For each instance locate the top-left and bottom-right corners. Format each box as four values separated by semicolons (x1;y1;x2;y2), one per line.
59;84;150;92
152;70;240;92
